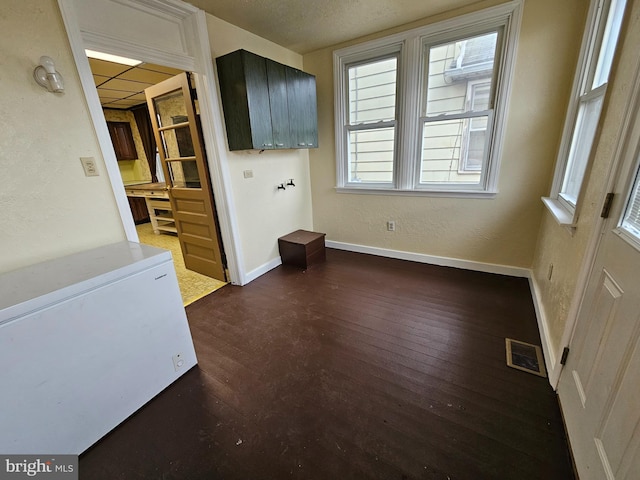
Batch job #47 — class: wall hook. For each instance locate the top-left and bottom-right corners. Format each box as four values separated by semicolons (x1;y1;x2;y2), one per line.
286;179;295;187
277;183;286;191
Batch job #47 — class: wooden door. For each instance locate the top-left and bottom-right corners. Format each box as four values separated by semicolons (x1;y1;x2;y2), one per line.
557;117;640;479
145;73;226;281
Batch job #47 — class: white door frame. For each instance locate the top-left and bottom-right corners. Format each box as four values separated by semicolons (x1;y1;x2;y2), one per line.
549;57;640;388
57;0;246;285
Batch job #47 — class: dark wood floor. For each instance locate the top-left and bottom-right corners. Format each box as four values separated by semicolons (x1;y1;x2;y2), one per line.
79;249;575;479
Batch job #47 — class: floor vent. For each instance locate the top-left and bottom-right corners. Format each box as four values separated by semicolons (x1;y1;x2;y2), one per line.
505;338;547;377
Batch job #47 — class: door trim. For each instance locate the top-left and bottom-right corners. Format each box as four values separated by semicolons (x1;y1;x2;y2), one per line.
57;0;245;285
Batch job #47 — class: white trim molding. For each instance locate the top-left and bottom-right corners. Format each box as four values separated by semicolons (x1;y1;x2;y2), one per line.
528;275;561;387
244;257;282;285
325;240;530;277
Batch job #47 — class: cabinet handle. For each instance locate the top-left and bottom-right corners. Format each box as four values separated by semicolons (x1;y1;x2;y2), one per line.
263;143;273;147
276;143;284;147
307;143;314;147
298;142;306;146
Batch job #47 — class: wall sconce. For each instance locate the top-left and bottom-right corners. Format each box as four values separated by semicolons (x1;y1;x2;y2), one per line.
33;56;64;93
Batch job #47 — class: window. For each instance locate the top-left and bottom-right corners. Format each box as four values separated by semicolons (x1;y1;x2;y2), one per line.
421;33;498;185
621;162;640;241
334;2;522;196
543;0;627;225
347;55;399;184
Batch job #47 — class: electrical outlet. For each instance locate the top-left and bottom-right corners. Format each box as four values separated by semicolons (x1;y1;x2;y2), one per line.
387;221;396;232
80;157;99;176
172;353;185;372
243;169;254;179
548;263;554;281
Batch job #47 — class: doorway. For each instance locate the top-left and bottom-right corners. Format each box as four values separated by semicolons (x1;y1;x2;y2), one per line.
58;0;243;286
87;53;226;304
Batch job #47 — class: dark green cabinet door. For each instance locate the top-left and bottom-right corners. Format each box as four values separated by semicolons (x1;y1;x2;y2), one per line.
216;50;273;150
287;68;318;149
243;52;275;149
266;60;291;148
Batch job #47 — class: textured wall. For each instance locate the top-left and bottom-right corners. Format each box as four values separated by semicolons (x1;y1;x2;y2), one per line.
303;0;587;269
0;0;125;274
532;0;640;355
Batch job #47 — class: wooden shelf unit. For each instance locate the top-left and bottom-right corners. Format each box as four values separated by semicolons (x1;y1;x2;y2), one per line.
125;183;175;234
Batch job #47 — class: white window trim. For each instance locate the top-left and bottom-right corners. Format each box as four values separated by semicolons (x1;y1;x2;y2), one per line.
333;1;523;197
543;0;625;227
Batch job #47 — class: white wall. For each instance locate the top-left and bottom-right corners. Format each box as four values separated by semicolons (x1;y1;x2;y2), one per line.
206;15;314;278
0;0;125;274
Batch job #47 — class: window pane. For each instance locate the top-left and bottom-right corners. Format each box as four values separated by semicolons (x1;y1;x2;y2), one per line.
425;32;497;116
348;127;395;183
420;119;486;185
593;0;626;89
348;57;397;124
560;93;605;205
622;162;640;239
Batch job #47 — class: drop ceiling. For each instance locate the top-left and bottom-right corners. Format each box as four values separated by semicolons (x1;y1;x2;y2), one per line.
90;58;182;110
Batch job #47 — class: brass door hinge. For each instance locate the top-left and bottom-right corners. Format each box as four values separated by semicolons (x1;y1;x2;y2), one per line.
560;347;570;365
600;192;615;218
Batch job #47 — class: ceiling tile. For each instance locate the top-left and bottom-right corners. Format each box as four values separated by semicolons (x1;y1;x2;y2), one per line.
93;74;110;87
118;68;173;84
88;58;131;77
99;78;153;93
140;64;183;76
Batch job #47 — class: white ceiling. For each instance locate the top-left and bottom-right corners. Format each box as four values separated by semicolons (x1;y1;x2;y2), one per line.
184;0;485;54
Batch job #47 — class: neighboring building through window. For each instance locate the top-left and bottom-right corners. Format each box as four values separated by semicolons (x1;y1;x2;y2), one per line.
347;55;398;184
543;0;627;225
334;2;523;196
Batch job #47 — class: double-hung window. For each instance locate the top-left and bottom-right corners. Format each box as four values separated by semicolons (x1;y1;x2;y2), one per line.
334;2;522;196
419;32;500;188
346;52;400;184
543;0;627;225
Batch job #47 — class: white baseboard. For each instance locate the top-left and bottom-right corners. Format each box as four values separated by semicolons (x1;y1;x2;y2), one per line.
242;257;282;285
528;275;561;388
325;240;530;277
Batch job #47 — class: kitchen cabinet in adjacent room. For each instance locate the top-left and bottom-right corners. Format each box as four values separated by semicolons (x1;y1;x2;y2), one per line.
107;121;138;160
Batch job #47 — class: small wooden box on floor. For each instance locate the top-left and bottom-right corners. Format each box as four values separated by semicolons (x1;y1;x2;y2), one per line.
278;230;326;269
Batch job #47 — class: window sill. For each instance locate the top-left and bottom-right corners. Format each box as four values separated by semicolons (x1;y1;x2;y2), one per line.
336;186;497;199
542;197;577;230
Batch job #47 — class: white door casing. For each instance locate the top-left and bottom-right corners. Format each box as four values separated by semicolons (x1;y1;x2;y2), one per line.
57;0;245;285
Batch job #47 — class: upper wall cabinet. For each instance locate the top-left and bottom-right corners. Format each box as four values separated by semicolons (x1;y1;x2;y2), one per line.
106;121;138;161
216;49;318;151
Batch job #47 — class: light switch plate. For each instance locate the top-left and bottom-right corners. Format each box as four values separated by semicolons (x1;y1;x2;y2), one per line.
80;157;99;177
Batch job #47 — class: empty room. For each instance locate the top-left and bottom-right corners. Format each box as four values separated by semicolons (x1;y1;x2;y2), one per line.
2;0;640;479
